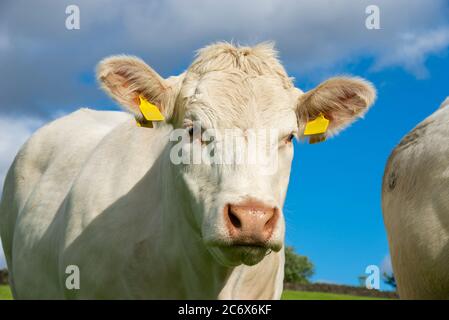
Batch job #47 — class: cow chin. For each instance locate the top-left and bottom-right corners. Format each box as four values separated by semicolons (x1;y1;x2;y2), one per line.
207;245;269;267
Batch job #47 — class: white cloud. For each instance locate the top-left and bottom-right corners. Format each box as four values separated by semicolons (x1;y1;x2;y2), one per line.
373;28;449;78
0;0;448;118
0;32;9;51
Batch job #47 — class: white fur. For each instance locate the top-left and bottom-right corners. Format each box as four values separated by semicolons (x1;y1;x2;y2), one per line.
382;99;449;299
0;42;375;299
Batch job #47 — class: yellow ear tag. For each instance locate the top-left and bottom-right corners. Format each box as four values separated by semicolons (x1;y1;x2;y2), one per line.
304;113;329;135
138;96;165;122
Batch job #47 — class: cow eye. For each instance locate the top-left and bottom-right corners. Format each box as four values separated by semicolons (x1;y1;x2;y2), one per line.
187;127;198;143
187;126;209;144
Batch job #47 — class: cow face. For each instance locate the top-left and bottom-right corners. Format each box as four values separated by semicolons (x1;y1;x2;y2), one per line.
97;43;375;267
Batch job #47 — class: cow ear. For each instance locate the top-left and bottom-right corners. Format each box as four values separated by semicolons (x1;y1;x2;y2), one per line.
97;55;173;120
297;77;376;137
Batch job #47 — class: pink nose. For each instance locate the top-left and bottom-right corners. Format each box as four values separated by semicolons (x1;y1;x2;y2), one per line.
224;200;278;245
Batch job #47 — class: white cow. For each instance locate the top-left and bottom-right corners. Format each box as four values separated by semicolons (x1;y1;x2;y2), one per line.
382;97;449;299
0;42;375;299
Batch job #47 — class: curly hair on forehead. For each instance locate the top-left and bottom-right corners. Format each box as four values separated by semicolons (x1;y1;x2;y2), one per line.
188;42;294;90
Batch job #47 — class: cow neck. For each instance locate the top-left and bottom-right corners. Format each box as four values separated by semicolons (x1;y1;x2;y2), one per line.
158;144;234;296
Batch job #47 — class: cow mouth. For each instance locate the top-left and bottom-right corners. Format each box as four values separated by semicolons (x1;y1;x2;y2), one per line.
206;240;279;266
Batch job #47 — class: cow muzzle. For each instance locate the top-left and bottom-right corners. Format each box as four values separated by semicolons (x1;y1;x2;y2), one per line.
224;200;279;246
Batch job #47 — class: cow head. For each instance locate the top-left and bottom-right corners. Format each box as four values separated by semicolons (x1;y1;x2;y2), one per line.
97;43;375;267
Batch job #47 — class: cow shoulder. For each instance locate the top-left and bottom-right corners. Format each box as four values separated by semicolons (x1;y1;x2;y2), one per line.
11;108;129;206
383;106;449;199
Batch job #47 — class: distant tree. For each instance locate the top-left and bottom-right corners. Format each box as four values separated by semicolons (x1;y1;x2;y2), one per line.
0;269;8;285
284;246;314;285
383;272;397;289
358;274;368;287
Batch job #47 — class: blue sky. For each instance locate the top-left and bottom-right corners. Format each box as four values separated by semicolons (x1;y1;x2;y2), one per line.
0;0;449;290
286;54;449;288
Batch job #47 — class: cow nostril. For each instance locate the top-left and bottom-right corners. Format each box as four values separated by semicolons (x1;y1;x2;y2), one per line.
228;210;241;229
263;209;278;233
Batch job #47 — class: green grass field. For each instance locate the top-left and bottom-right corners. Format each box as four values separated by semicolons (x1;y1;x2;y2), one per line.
281;290;384;300
0;285;385;300
0;285;12;300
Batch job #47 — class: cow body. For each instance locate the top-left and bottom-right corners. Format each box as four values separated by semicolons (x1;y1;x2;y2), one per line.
0;108;283;299
1;43;375;299
382;99;449;299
